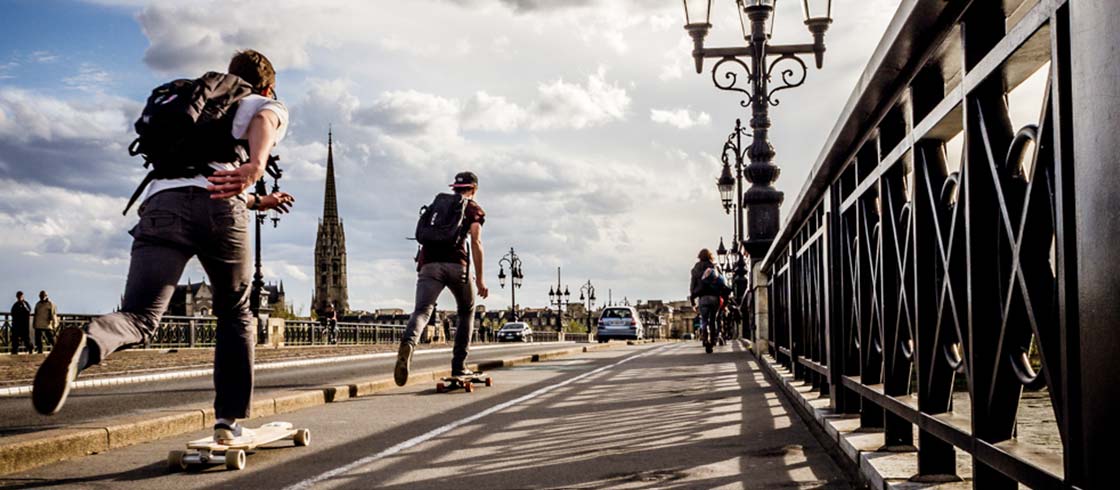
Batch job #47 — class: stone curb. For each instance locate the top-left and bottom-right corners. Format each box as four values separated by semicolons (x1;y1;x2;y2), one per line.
0;343;576;397
0;341;630;476
744;340;972;490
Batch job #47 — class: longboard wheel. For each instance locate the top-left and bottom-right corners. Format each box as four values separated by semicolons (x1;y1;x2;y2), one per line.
294;428;311;447
226;449;246;471
464;382;474;393
167;450;187;472
485;377;493;387
436;382;446;393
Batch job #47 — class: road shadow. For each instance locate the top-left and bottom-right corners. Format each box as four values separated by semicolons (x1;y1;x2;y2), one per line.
208;342;853;489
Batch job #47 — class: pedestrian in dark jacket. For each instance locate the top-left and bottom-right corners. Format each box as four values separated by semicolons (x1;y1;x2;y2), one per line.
9;291;33;355
690;249;724;350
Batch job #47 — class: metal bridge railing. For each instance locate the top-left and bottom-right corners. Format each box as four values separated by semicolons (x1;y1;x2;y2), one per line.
755;0;1117;487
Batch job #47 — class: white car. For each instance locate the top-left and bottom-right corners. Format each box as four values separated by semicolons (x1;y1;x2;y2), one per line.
497;322;533;342
596;306;644;342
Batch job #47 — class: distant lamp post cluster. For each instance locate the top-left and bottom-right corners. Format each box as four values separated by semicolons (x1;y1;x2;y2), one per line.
547;267;571;333
497;247;524;321
682;0;834;339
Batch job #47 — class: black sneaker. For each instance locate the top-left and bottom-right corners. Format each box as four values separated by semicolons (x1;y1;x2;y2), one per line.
394;343;414;386
32;328;87;415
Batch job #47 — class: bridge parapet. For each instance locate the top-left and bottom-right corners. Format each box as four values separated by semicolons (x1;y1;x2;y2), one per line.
757;0;1118;487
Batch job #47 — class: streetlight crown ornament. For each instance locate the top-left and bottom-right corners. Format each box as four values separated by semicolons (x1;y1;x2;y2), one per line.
717;237;728;263
718;162;736;212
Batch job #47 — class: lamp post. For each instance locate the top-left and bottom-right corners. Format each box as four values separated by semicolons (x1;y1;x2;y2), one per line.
497;247;524;321
579;280;596;334
250;155;283;344
684;0;832;341
546;267;571;333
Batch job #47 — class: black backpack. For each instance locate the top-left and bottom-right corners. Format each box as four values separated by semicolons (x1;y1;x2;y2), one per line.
122;72;254;214
416;193;469;247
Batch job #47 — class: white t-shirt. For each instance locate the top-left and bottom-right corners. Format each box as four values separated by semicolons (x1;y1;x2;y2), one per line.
142;95;289;203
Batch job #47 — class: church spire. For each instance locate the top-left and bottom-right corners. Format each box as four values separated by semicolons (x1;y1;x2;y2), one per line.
323;126;339;221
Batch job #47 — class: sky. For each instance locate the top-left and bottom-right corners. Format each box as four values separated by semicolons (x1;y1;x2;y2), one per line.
0;0;906;315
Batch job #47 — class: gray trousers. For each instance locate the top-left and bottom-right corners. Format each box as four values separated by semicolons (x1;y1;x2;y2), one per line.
402;262;475;371
85;188;254;419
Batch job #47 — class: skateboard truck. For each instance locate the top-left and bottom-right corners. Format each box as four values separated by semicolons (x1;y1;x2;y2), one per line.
436;372;493;393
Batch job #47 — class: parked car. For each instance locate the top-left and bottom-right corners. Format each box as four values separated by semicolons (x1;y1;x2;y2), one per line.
497;322;533;342
596;306;644;342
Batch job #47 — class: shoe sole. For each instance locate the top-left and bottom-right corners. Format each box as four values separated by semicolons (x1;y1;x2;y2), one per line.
394;348;412;387
32;328;86;415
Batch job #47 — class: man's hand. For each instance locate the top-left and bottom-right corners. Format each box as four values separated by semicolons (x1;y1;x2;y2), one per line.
207;163;265;199
256;191;295;213
476;278;489;299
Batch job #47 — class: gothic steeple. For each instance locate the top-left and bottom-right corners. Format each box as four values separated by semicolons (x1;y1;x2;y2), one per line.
313;126;349;315
323;126;339;222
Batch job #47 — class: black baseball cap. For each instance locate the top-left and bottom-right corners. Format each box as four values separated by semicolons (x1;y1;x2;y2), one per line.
450;171;479;188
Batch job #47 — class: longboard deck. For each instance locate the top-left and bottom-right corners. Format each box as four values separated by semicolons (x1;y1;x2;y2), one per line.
171;421;309;471
436;373;493;393
188;421;296;451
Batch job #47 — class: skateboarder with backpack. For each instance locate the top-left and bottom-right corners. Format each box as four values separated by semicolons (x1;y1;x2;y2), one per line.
31;50;294;444
395;172;490;386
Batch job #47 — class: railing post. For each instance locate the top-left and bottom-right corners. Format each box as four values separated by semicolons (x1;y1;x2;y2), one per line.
911;62;960;479
1068;0;1120;486
962;3;1020;487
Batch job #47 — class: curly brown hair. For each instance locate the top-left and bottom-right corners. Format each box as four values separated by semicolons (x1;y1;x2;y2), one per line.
228;49;275;94
697;248;713;262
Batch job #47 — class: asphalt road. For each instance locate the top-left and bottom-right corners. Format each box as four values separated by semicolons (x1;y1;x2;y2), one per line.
0;342;853;489
0;343;568;437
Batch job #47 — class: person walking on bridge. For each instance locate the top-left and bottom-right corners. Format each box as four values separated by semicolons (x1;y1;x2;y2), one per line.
10;291;33;355
32;290;58;354
31;50;295;446
690;249;728;353
395;172;489;386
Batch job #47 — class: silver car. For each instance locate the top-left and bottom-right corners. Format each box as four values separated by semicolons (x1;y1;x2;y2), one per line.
497;322;533;342
596;306;644;342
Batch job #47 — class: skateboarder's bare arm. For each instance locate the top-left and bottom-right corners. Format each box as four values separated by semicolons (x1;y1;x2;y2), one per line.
207;110;280;199
470;222;488;299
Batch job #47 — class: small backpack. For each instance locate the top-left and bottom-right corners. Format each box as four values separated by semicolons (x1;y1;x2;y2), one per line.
416;193;469;247
122;72;255;214
701;267;731;297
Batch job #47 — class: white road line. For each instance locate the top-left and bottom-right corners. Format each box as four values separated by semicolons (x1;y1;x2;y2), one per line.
283;343;676;490
0;342;573;397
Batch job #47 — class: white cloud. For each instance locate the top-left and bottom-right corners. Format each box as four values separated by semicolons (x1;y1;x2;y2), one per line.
462;92;528;132
650;108;711;129
528;67;630;130
63;63;113;92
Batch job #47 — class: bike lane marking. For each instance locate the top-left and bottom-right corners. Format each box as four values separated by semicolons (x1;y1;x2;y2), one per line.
282;342;678;490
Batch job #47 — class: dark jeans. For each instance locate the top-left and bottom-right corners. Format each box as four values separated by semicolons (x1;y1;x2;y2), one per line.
698;295;720;344
34;328;55;354
11;325;33;354
84;188;254;420
402;262;475;371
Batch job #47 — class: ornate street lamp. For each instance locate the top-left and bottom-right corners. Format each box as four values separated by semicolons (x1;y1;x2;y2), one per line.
717;162;736;213
250;155;284;344
498;247;523;321
717;237;729;266
579;280;596;334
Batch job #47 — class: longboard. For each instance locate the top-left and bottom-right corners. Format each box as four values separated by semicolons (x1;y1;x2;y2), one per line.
436;372;493;393
168;421;310;471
